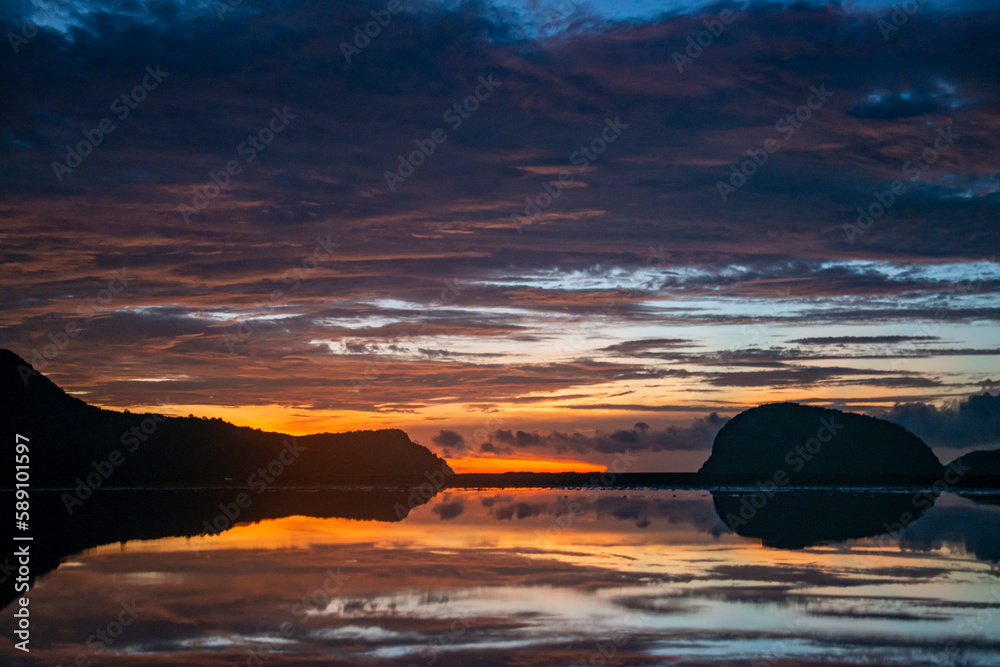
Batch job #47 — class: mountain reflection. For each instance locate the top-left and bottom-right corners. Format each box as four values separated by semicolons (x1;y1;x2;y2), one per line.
5;486;1000;615
710;489;938;549
3;489;1000;666
898;496;1000;564
0;486;437;608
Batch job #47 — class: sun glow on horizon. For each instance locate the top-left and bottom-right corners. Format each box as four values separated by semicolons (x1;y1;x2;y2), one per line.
98;400;609;473
445;456;606;474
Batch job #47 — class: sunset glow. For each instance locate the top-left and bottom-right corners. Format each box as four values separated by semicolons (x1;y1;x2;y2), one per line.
4;2;1000;666
2;0;998;472
443;456;607;474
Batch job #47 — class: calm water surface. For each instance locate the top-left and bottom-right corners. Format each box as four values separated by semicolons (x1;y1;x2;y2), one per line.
2;488;999;666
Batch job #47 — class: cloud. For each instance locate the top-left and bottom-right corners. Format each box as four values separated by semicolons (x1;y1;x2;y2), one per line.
479;440;513;455
598;338;693;354
848;89;954;121
877;392;1000;449
702;365;940;388
432;429;467;456
481;413;729;455
790;336;940;346
1;0;999;427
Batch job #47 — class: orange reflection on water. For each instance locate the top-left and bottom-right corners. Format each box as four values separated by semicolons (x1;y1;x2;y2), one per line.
100;489;726;558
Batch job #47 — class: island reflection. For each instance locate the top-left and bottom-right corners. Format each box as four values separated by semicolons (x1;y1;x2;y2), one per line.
2;488;999;666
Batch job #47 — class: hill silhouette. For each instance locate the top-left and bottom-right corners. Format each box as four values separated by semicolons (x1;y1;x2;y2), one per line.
949;448;1000;477
0;349;451;488
698;402;944;484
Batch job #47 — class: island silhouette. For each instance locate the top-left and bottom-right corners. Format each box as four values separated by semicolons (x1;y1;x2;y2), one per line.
5;348;993;490
949;448;1000;478
698;402;945;484
0;349;451;489
2;349;458;606
2;348;998;606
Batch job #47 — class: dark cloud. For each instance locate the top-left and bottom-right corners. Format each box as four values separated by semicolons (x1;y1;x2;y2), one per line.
432;429;466;455
848;90;954;120
564;403;746;412
790;336;940;346
702;365;939;388
479;440;513;455
689;345;1000;365
0;0;998;443
598;338;694;354
877;392;1000;448
482;413;729;455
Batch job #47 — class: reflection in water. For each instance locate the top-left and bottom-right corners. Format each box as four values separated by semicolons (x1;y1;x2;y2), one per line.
899;494;1000;565
710;489;937;549
0;486;437;608
1;489;999;666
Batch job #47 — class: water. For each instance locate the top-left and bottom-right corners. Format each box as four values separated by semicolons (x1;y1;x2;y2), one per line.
1;488;999;666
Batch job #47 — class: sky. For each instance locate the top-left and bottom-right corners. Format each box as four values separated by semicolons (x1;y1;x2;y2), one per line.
1;0;998;472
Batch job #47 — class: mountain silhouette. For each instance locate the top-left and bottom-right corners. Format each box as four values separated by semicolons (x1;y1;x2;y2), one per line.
948;448;1000;477
698;403;944;484
0;348;451;487
0;348;450;609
